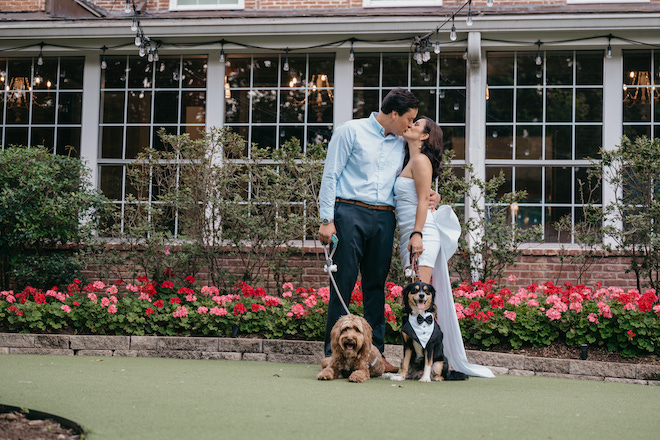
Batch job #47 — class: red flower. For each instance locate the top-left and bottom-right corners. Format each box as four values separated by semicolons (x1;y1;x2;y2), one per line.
115;279;123;285
185;275;196;284
73;279;82;284
34;293;46;304
137;276;149;283
169;297;181;304
153;300;165;308
164;268;175;278
233;302;248;315
490;296;504;309
469;300;481;310
251;303;266;312
178;287;194;296
161;281;175;289
73;302;80;306
627;330;636;340
145;308;155;315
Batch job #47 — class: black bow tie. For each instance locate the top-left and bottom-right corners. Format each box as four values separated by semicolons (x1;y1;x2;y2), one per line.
417;314;433;325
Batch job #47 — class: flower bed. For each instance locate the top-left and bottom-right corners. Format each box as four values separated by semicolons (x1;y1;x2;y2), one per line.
1;276;659;358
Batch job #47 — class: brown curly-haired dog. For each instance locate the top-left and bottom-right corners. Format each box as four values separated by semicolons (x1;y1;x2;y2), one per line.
317;314;385;383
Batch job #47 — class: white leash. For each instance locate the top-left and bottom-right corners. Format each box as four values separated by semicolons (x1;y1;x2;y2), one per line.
323;234;352;316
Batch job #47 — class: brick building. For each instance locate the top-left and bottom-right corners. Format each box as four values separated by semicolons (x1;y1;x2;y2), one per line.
0;0;658;288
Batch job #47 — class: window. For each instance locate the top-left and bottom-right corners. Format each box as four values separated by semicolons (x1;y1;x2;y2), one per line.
0;57;83;156
486;51;604;243
98;54;208;235
622;50;660;140
224;53;335;155
169;0;244;11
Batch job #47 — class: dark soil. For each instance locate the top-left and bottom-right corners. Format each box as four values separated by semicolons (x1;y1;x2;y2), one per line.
0;411;81;440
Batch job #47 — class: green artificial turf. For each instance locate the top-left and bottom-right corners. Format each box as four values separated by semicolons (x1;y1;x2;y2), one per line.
1;354;658;440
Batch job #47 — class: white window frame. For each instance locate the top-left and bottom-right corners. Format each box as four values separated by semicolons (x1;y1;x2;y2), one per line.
363;0;443;7
169;0;244;11
567;0;648;3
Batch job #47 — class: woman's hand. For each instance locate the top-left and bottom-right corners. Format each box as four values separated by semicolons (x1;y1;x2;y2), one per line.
408;234;423;255
428;190;440;210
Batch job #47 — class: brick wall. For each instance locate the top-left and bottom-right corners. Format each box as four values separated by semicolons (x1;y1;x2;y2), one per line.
0;0;45;12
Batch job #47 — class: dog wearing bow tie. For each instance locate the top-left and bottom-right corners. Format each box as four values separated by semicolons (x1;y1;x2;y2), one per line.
391;281;467;382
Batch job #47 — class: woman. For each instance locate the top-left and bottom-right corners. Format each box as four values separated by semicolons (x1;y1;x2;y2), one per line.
394;116;494;378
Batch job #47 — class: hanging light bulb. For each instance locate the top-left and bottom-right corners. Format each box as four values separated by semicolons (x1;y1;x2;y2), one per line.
349;40;355;62
139;43;145;58
135;30;142;47
467;0;473;26
101;46;107;70
414;46;423;65
606;36;612;59
434;31;440;55
450;16;457;42
147;46;154;62
124;0;132;14
131;15;138;32
535;41;543;66
423;43;431;63
37;43;44;66
463;49;468;61
220;43;225;63
487;0;494;6
153;47;159;62
283;49;289;72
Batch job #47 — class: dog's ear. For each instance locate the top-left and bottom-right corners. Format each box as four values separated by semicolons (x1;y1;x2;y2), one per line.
358;316;373;354
426;283;437;315
402;282;415;316
329;316;344;355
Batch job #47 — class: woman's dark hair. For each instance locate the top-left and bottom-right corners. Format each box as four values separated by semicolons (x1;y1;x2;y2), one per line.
403;116;444;179
381;88;420;115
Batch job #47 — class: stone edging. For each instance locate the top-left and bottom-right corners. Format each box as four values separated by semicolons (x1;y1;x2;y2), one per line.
1;333;658;386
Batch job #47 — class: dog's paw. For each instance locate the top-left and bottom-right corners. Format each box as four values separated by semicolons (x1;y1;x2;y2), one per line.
418;375;432;383
317;368;335;381
390;374;405;381
348;370;369;383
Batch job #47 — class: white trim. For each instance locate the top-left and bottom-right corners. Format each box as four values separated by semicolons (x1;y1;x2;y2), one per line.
169;0;244;11
363;0;442;6
568;0;648;3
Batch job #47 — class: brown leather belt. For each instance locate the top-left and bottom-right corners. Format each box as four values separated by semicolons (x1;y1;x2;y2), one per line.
336;197;395;212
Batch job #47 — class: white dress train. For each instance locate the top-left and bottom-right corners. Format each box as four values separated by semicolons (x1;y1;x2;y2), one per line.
394;176;495;378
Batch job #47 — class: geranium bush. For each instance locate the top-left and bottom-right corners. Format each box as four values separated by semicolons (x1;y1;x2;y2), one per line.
2;276;659;358
0;278;404;344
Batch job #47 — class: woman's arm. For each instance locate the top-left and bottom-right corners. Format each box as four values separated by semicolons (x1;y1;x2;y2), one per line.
409;154;433;255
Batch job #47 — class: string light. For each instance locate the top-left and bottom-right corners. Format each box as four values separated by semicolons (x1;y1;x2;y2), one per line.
487;0;494;6
467;0;473;26
349;40;355;62
434;30;440;55
283;48;289;72
37;43;44;66
535;41;543;66
220;42;225;63
101;46;107;70
423;41;431;62
607;35;613;59
450;15;457;41
131;15;138;32
124;0;132;14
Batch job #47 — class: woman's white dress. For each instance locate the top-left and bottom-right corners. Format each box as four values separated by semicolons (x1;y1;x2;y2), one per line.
394;176;495;378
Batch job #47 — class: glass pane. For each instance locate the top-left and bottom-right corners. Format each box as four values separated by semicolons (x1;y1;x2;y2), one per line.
575;125;602;159
309;55;334;87
183;125;204;141
5;127;28;147
155;57;181;88
515;125;542;160
546;51;573;86
126;126;151;159
99;165;123;201
486;166;512;197
280;126;304;148
102;91;125;123
101;126;123;159
253;56;278;87
439;53;466;86
515;167;542;202
354;55;380;88
280;90;305;123
546;88;573;122
353;89;379;119
415;89;436;121
623;125;650;139
655;51;660;85
251;125;277;151
56;127;81;157
545;125;572;160
30;127;54;149
127;90;152;123
307;125;332;148
516;88;543;122
32;92;56;123
225;89;250;123
102;56;127;89
576;167;601;204
442;126;465;160
225;56;251;88
382;54;409;87
576;88;602;122
545;166;572;203
281;56;306;88
438;89;464;123
252;90;277;123
545;206;572;243
623;50;650;86
153;126;177;152
412;59;437;87
127;57;151;89
623;86;652;122
486;88;513;122
58;92;82;124
517;52;543;86
154;91;179;123
515;206;542;232
59;58;84;89
486;125;513;159
33;59;57;90
575;51;603;85
487;52;514;86
182;91;206;124
182;56;207;88
307;89;333;123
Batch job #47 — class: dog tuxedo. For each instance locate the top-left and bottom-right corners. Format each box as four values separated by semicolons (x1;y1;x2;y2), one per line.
402;312;445;361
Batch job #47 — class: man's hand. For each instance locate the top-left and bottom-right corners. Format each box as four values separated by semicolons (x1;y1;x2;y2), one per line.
319;223;337;244
429;190;440;210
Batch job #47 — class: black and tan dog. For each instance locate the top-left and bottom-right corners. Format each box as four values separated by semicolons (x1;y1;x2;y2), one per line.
391;281;468;382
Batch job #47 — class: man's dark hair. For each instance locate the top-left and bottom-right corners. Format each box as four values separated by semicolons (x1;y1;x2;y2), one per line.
380;88;420;115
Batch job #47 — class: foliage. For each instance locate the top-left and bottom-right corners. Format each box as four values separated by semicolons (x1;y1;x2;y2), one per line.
3;276;659;358
99;128;326;292
594;135;660;291
0;146;112;290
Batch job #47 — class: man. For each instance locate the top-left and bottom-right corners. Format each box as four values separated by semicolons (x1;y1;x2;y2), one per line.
318;88;435;373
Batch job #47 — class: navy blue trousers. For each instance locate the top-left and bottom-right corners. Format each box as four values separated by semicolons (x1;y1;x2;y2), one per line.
323;201;396;356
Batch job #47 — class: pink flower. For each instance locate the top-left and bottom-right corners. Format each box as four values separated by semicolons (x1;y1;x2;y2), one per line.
624;302;637;311
527;299;539;307
210;307;227;316
507;274;517;283
126;283;140;293
304;294;318;308
290;303;305;319
587;313;599;324
653;304;660;317
197;306;209;314
107;304;118;314
569;301;583;313
546;307;562;321
282;282;294;291
106;285;118;295
173;306;188;318
101;297;110;307
282;291;293;298
264;295;282;307
186;293;197;302
87;292;97;302
109;295;118;303
61;304;71;313
93;281;106;290
164;246;171;255
504;310;516;321
5;294;15;303
201;286;219;296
